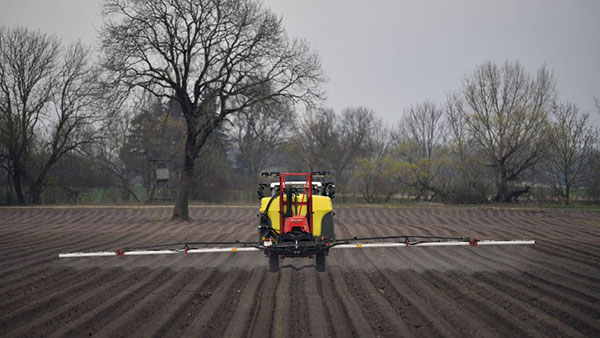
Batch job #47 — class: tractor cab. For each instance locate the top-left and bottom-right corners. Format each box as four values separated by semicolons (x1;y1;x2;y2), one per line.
257;172;335;272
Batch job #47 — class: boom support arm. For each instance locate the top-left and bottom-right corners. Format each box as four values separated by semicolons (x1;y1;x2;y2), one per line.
58;237;535;258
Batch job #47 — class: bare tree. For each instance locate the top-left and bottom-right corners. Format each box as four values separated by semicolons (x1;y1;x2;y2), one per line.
392;101;448;200
545;102;597;204
287;107;375;190
394;101;445;159
0;27;58;203
444;93;490;202
29;42;104;203
101;0;323;220
336;107;377;185
462;61;555;202
587;149;600;203
352;119;397;203
445;94;468;162
230;99;292;184
285;108;338;172
0;27;102;204
90;104;141;203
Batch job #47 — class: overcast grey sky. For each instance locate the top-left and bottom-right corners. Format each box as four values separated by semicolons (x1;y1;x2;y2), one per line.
1;0;599;126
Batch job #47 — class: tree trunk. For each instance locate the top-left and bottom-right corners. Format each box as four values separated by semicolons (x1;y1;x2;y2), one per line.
496;183;530;203
171;133;197;221
12;170;26;205
565;185;571;206
4;173;13;204
30;184;42;204
494;183;507;202
31;168;53;204
494;168;510;203
120;185;130;202
31;158;60;205
120;183;141;203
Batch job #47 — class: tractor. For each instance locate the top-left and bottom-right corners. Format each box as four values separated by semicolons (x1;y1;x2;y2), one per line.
257;172;335;272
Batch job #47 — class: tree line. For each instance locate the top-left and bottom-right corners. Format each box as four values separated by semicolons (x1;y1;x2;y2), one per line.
1;0;599;212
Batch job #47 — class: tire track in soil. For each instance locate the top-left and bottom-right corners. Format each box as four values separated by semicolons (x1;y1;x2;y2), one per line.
245;271;280;338
328;266;375;337
301;269;331;338
131;268;222;338
288;269;311;338
149;255;241;337
315;269;354;338
182;269;246;337
197;268;263;338
341;268;414;337
222;268;266;338
270;267;292;338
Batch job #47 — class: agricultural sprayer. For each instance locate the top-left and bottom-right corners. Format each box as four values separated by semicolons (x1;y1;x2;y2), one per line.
59;172;535;272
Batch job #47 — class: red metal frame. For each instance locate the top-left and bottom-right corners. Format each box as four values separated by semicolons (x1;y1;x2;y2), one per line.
279;173;313;233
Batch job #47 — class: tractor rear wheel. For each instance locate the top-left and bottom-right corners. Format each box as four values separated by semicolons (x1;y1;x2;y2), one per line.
315;252;326;272
269;253;280;272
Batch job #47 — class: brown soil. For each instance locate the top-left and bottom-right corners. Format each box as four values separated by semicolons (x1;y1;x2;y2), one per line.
0;206;599;337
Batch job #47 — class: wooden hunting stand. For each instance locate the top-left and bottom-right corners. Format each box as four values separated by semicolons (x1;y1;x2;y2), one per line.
148;159;172;201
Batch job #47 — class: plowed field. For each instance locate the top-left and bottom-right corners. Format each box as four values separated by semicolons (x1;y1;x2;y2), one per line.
0;206;599;337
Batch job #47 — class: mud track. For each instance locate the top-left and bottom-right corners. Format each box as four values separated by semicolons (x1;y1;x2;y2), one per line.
0;206;598;337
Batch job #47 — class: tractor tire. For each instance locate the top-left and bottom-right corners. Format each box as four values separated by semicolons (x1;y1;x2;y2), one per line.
315;252;326;272
321;212;335;239
269;253;280;272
